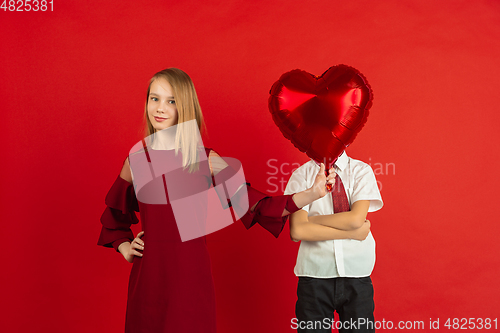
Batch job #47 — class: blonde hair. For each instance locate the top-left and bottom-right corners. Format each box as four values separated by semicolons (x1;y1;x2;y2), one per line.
143;68;206;172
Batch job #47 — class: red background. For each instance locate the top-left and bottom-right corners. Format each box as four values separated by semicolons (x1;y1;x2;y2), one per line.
2;0;500;332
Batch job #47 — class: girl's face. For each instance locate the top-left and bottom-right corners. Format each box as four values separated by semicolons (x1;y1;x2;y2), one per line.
147;77;179;131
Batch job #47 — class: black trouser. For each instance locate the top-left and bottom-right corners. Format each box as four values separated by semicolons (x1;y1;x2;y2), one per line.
295;276;375;333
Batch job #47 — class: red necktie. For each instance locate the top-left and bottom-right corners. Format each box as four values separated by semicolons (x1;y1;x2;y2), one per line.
332;174;350;213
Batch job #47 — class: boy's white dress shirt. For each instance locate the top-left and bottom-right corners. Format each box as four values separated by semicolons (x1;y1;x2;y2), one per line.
284;152;383;278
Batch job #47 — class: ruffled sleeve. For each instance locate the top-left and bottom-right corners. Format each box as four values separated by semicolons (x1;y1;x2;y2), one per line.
97;175;139;251
207;148;301;238
238;185;300;238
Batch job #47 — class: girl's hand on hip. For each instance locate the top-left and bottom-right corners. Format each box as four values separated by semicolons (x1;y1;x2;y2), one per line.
120;231;145;263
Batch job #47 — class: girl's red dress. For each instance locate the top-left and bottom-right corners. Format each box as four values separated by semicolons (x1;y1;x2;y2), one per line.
97;148;299;332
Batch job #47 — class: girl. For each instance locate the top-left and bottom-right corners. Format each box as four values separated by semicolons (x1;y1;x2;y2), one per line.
97;68;368;332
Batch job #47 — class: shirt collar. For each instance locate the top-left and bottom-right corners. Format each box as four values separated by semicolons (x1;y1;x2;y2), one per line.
311;151;348;171
335;151;348;171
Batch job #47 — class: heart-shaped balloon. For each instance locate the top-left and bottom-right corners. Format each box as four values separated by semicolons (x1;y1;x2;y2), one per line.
268;65;373;167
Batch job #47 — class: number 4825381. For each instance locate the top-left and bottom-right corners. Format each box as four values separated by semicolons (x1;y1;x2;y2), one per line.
444;318;498;330
1;0;53;11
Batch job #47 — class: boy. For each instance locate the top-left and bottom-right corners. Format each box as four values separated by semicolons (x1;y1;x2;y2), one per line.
284;151;383;333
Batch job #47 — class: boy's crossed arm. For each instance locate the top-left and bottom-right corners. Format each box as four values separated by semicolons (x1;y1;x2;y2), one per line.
308;200;370;230
289;200;371;242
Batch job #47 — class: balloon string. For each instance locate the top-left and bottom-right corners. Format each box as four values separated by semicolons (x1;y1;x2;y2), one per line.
325;167;333;192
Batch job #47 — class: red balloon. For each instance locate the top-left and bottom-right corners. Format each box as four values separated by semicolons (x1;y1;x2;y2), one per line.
268;65;373;167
